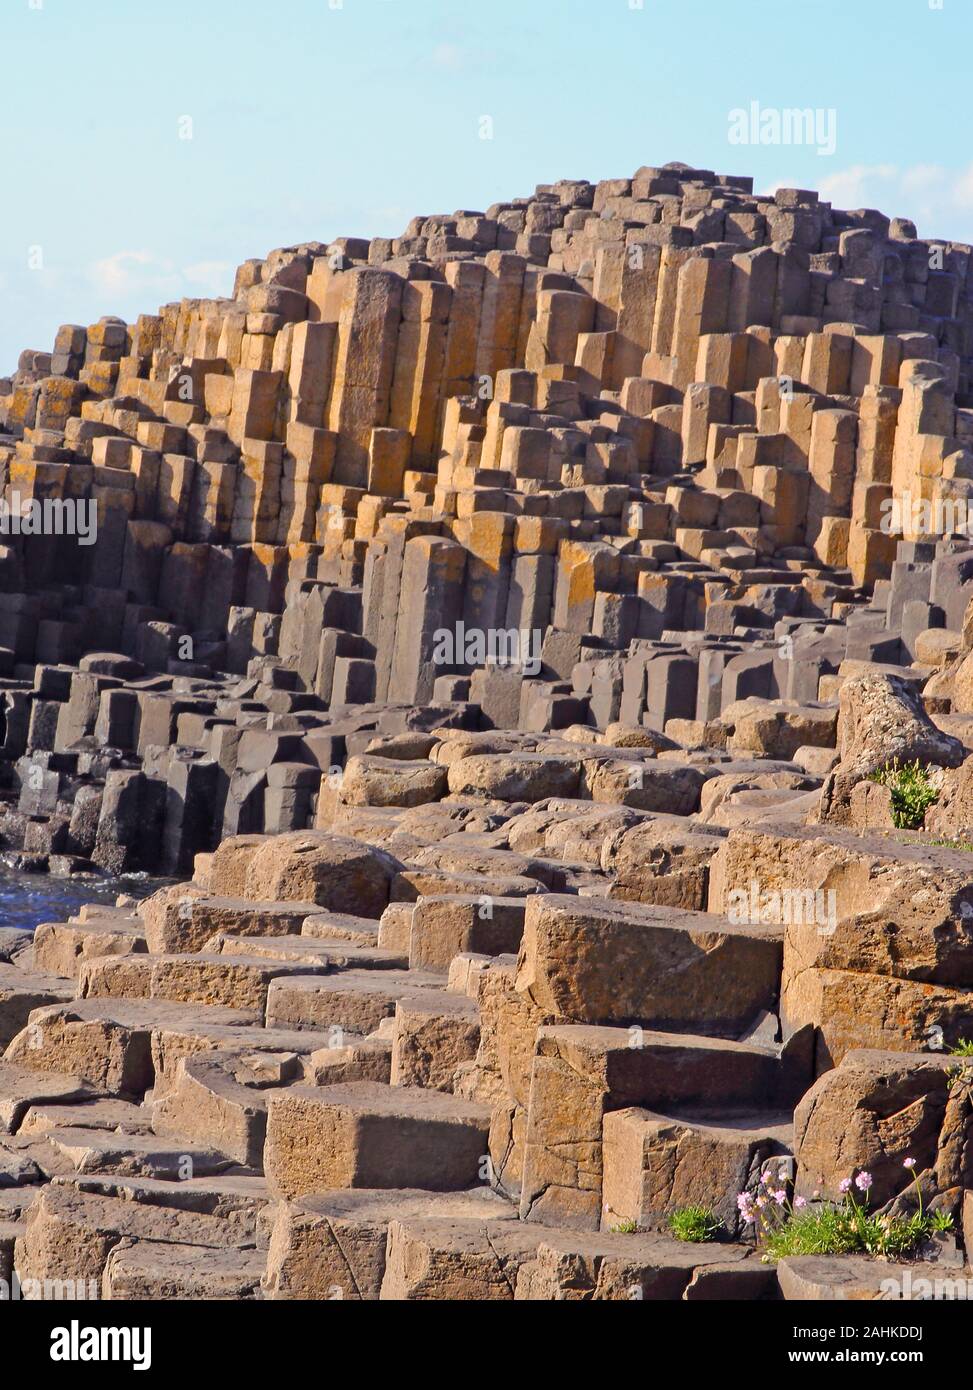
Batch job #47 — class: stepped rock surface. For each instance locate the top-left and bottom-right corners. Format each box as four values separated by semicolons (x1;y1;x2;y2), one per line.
2;160;973;1301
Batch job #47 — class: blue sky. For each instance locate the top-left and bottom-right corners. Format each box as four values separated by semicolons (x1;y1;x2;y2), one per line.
2;0;972;375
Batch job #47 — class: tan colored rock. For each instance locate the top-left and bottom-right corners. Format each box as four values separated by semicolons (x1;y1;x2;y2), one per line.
0;966;74;1049
710;824;973;988
793;745;839;777
390;992;480;1092
394;864;541;903
264;1187;516;1300
4;998;256;1096
683;1260;778;1300
519;1024;795;1231
408;895;525;970
376;902;415;956
19;1183;245;1286
782;966;973;1068
538;804;647;866
794;1049;955;1206
339;755;447;808
602;1106;792;1234
151;1055;269;1168
17;1097;148;1138
914;628;961;668
581;757;705;815
513;1230;748;1300
112;952;328;1013
149;1020;344;1098
0;1063;96;1135
207;836;268;897
139;888;316;954
264;1081;491;1197
722;698;837;760
446;753;581;802
847;778;896;831
407;841;550;887
777;1255;924;1301
699;769;814;821
818;672;964;824
381;1217;539;1299
516;894;781;1033
102;1241;265;1300
951;647;973;715
244;833;404;917
32;920;147;981
602;723;680;752
77;954;154;999
924;755;973;840
306;1035;392;1087
265;968;444;1035
599;817;721;912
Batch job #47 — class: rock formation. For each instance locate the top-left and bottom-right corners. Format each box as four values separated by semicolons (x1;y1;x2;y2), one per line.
2;160;973;1301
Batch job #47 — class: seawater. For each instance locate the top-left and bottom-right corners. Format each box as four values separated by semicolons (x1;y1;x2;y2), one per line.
0;868;167;931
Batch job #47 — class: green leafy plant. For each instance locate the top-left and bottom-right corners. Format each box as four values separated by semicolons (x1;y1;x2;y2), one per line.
930;1210;956;1234
668;1206;722;1243
869;759;939;829
947;1060;973;1090
949;1038;973;1057
609;1219;639;1234
741;1159;946;1263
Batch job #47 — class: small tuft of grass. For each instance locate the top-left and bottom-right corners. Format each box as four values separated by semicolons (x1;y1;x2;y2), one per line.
763;1204;861;1260
949;1038;973;1057
869;759;939;829
763;1203;930;1262
667;1206;723;1243
609;1220;639;1234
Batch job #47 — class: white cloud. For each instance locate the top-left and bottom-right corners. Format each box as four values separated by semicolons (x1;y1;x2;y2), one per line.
899;163;947;195
370;204;412;231
808;162;973;242
759;178;800;197
88;251;231;304
183;261;233;295
953;164;973;209
818;163;897;208
431;42;464;70
88;250;181;298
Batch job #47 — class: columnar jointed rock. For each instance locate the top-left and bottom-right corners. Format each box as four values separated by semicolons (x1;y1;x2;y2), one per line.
2;160;973;1301
0;161;971;873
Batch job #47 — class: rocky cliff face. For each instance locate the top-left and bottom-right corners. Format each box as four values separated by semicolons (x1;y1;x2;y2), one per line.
1;161;973;1302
